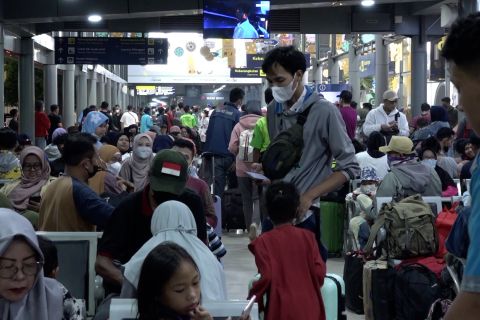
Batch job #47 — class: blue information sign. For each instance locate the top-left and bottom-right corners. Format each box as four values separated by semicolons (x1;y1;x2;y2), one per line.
54;37;168;65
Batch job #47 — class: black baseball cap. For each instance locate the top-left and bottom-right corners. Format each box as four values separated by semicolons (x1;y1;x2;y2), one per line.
337;90;352;101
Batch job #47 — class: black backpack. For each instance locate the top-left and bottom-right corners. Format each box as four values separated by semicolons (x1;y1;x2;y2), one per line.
262;102;315;180
395;264;442;320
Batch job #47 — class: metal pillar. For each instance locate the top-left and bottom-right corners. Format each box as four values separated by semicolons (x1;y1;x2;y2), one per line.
348;43;360;103
0;24;4;125
44;52;58;109
328;53;339;84
445;61;451;99
97;76;105;106
375;34;389;107
411;35;427;117
111;82;118;106
117;84;123;107
77;71;88;122
19;38;35;140
63;64;75;127
87;71;97;106
105;78;112;105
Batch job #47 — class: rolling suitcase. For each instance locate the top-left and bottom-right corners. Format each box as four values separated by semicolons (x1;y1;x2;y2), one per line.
344;252;365;314
363;260;396;320
320;202;345;256
321;273;347;320
222;188;246;231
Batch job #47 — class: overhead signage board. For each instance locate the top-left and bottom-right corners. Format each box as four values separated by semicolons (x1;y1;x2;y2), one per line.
315;84;351;103
246;53;311;69
55;37;168;65
230;68;266;78
136;85;175;96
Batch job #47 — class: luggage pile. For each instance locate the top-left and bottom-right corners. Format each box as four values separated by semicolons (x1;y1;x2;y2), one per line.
344;194;461;320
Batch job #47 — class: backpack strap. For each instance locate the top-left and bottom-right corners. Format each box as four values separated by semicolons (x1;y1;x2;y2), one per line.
363;214;385;254
296;102;317;126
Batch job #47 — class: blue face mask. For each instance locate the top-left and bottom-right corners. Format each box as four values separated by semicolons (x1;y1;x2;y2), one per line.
422;159;437;169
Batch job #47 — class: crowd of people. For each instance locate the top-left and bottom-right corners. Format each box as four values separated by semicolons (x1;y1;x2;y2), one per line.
0;12;480;320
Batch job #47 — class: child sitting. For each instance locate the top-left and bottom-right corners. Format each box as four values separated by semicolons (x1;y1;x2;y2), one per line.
248;181;326;320
136;242;214;320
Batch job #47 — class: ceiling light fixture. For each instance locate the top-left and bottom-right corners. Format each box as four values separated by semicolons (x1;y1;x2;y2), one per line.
361;0;375;7
88;14;102;23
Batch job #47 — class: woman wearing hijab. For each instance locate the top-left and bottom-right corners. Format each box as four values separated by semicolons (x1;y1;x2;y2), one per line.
122;201;227;301
354;132;389;180
0;208;83;319
119;133;154;191
0;147;54;227
88;145;124;196
44;128;67;162
81;111;109;149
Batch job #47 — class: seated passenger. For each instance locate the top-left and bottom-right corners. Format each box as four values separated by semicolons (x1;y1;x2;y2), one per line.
37;236;84;319
135;242;215;320
44;128;67;162
38;133;114;231
0;127;21;180
0;209;77;319
119;133;154;192
419;141;458;197
413;106;451;140
248;181;326;320
122;201;227;301
88;145;124;196
95;150;206;295
354;132;389;180
113;133;132;161
1;146;55;228
376;136;442;198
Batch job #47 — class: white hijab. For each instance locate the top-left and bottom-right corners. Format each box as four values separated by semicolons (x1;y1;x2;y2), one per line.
123;201;227;301
0;209;63;320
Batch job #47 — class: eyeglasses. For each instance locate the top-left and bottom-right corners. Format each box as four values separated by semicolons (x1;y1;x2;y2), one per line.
22;163;42;171
0;260;43;279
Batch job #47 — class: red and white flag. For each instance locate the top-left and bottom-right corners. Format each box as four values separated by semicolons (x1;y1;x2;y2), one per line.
161;162;182;177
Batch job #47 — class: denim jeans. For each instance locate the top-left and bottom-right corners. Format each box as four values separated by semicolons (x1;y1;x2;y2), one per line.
213;156;235;198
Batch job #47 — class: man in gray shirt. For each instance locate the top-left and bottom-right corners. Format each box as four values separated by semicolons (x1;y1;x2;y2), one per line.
262;46;360;254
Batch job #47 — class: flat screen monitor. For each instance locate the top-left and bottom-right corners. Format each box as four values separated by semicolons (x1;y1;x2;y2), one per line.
203;0;270;39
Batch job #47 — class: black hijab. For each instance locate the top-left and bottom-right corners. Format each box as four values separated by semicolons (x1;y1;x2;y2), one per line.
367;131;387;158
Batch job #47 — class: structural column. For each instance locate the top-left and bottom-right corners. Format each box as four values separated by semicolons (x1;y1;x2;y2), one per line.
0;24;5;125
43;52;58;109
375;34;389;107
19;38;35;141
328;52;339;84
348;43;360;103
105;78;112;105
111;82;118;106
63;64;75;127
77;70;88;122
87;71;97;106
411;35;427;117
97;76;105;106
117;84;123;107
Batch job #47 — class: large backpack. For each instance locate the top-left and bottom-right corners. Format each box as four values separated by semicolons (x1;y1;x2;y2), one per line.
364;194;438;259
262;102;315;180
395;264;442;320
237;128;254;162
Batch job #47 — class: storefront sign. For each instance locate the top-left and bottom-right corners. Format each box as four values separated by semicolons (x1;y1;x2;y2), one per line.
55;37;168;65
359;54;375;78
136;85;175;96
230;68;265;78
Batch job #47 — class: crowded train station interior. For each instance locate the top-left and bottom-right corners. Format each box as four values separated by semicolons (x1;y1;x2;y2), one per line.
1;0;480;319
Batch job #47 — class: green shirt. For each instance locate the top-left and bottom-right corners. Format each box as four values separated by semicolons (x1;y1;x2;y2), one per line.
250;117;270;152
180;113;197;128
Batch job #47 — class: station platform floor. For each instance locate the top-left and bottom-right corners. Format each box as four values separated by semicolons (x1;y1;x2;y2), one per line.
222;231;364;320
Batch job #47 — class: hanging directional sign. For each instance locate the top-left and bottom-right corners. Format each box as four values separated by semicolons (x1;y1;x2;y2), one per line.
54;37;168;65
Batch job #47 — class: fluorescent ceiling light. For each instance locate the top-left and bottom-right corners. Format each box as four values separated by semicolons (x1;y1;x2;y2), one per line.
361;0;375;6
88;15;102;23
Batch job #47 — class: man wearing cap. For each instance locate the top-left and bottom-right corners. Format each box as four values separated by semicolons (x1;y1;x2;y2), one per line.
375;136;441;202
337;90;357;140
95;149;206;295
363;90;409;140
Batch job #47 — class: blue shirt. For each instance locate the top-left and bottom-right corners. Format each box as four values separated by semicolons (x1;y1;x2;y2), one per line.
140;114;153;133
463;155;480;292
233;19;259;39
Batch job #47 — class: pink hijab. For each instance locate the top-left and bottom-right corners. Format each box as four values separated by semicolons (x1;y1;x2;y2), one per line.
8;146;51;212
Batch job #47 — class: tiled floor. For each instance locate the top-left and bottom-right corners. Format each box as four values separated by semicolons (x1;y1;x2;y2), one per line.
222;231;364;320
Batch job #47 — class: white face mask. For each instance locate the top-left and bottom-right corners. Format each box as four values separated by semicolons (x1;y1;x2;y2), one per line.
271;75;299;103
107;162;122;176
135;146;153;159
360;184;377;194
422;159;437;169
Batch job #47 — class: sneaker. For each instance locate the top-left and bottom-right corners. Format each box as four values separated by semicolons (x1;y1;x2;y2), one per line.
248;223;258;241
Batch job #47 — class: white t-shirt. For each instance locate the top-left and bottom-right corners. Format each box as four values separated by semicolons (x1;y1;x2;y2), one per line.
355;151;390;180
120;111;139;128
